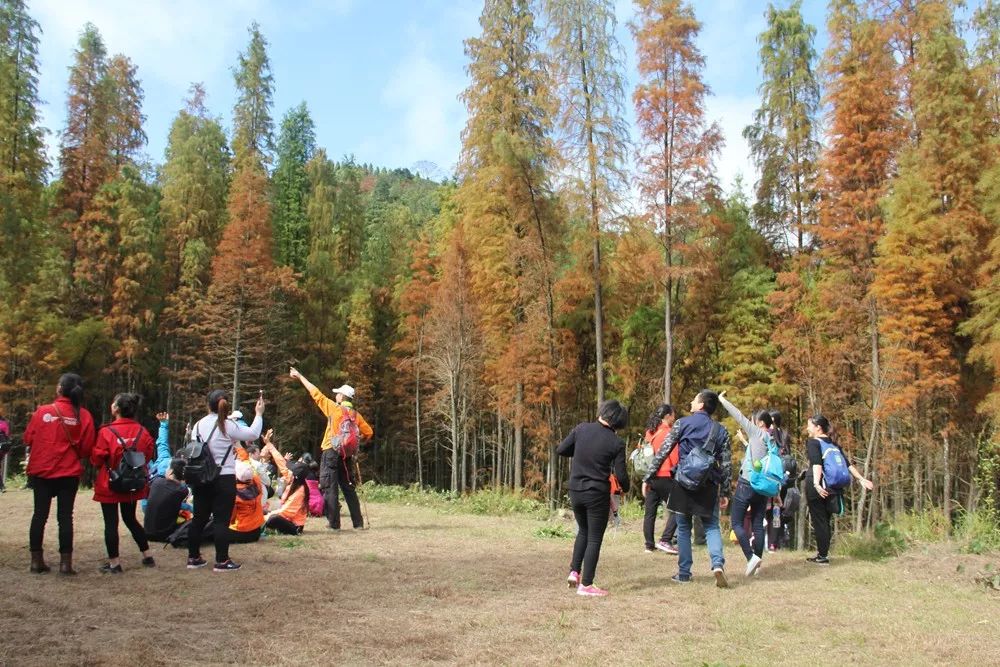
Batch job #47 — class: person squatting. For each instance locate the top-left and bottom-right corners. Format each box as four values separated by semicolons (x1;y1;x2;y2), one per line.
20;370;373;575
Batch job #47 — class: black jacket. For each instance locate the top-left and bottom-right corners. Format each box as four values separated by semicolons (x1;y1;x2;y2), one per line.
557;421;629;496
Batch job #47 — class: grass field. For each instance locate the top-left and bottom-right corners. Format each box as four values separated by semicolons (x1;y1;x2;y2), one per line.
0;486;997;666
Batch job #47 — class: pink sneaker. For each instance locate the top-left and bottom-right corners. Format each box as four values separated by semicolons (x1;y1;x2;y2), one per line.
567;570;580;587
656;541;679;555
577;584;609;597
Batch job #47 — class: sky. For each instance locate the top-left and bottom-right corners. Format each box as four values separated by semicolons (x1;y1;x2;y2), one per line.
29;0;833;193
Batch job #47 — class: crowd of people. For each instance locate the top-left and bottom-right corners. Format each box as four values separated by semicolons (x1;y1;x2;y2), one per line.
558;390;873;597
19;369;372;575
10;370;871;590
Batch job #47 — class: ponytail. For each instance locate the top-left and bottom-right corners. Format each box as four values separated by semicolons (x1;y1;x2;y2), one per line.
113;392;142;419
207;389;230;437
57;373;85;416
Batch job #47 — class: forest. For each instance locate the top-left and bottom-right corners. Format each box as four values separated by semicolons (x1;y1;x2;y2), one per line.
0;0;998;533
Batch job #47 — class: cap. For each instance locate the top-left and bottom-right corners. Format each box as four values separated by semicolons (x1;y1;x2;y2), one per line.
332;384;355;399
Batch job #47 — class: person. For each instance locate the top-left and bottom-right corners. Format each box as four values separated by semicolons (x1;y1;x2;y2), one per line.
0;412;11;492
557;399;630;597
229;445;266;544
644;389;732;587
805;415;874;564
290;368;373;530
718;392;771;577
144;458;191;542
264;462;310;535
139;412;172;516
640;404;679;554
186;389;264;572
91;392;157;573
23;373;97;575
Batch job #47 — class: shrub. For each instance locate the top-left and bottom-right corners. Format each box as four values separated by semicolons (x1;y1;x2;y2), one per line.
956;509;1000;555
361;482;547;518
840;522;907;561
892;509;950;543
534;524;573;539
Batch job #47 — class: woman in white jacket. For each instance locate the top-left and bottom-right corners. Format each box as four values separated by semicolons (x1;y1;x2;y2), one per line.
186;389;264;572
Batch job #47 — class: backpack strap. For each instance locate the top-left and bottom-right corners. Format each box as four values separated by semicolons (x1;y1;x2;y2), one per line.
51;404;81;455
702;421;721;455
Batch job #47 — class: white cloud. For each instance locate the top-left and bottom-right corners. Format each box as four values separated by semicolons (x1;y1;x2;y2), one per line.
370;35;466;176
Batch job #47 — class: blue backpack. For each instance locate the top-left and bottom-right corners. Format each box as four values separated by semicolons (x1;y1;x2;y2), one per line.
675;422;722;492
819;439;851;490
747;435;784;497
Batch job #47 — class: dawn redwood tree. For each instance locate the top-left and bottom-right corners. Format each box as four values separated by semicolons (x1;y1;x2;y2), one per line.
632;0;721;405
273;101;316;272
544;0;630;406
743;1;820;252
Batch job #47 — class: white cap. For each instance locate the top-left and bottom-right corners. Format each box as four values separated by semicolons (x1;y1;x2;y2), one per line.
332;384;355;399
230;410;244;421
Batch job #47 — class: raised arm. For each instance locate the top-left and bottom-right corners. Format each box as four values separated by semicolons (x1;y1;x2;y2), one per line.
226;395;265;442
154;413;170;465
291;367;338;416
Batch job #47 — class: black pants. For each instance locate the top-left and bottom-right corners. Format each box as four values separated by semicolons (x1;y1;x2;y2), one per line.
265;515;303;535
189;474;236;562
808;494;834;557
321;450;362;529
731;478;767;560
643;477;677;549
229;528;262;544
569;490;610;587
101;501;149;559
29;476;78;553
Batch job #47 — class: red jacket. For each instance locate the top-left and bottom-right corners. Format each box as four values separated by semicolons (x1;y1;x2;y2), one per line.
648;423;679;478
24;397;96;479
91;418;155;503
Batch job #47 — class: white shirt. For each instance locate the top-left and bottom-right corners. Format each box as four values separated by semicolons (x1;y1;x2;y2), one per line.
190;413;263;476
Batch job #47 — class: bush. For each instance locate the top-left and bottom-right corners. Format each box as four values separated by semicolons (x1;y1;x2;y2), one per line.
840;522;907;561
534;524;573;539
360;482;547;518
892;509;950;543
956;509;1000;555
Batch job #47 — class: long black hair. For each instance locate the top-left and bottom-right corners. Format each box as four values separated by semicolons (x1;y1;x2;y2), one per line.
809;414;831;437
112;392;142;419
645;404;674;435
57;373;85;414
287;462;310;508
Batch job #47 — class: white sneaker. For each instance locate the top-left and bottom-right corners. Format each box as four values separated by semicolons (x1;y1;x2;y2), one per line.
745;554;762;577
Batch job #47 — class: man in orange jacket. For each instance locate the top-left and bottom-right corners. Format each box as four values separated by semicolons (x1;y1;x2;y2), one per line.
290;367;373;530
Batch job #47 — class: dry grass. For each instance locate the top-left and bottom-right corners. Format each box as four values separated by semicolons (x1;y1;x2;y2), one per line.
0;487;998;666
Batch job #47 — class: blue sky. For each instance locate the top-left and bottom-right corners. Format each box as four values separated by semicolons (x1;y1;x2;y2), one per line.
30;0;832;193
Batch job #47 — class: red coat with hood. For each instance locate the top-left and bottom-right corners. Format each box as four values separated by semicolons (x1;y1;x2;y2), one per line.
23;397;96;479
91;417;155;503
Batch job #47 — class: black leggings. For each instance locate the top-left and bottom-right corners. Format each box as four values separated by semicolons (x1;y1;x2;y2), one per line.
101;502;149;559
569;490;610;587
189;475;236;562
29;476;79;553
643;477;676;549
321;451;363;529
228;528;262;544
265;515;303;535
808;494;834;557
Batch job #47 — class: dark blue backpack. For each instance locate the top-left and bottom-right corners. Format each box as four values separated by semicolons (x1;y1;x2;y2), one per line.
675;422;722;492
819;439;851;490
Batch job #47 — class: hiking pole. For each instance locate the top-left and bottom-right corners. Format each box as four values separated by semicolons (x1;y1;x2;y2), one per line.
354;457;371;530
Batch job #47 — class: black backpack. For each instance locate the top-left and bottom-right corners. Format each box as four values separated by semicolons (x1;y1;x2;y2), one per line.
0;430;11;455
674;422;722;492
781;454;798;490
106;426;148;494
181;423;229;487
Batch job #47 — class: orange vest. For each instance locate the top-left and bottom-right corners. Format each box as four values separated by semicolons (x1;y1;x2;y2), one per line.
230;448;265;533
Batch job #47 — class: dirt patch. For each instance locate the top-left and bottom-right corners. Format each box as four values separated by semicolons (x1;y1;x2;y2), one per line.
0;488;998;666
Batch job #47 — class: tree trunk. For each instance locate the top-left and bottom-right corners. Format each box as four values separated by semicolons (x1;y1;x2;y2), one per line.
943;430;952;535
415;327;423;488
514;382;524;490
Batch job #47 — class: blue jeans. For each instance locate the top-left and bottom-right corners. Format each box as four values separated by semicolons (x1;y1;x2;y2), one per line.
731;478;767;560
676;505;725;580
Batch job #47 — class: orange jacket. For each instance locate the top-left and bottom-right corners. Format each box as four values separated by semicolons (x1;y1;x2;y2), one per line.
277;485;308;527
230;447;265;533
308;387;373;451
648;423;679;478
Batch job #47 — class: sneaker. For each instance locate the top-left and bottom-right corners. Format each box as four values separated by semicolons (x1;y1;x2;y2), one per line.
99;563;123;574
567;570;580;587
806;555;830;565
576;584;609;597
670;574;692;584
656;541;679;555
186;556;207;569
141;556;156;568
745;554;762;577
644;547;655;554
213;559;242;572
713;566;729;589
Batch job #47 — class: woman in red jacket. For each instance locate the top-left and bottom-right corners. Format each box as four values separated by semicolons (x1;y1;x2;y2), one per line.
23;373;97;575
91;393;156;573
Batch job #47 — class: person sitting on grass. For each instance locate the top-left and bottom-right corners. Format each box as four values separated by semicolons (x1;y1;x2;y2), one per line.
229;446;267;544
144;458;192;543
264;462;310;535
557;399;630;598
